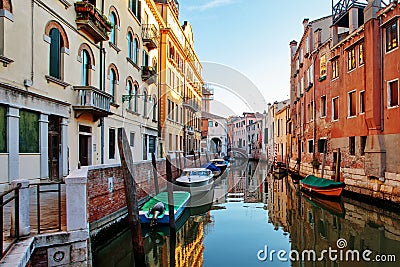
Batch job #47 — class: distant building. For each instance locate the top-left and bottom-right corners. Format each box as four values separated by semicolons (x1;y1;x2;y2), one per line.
202;112;228;156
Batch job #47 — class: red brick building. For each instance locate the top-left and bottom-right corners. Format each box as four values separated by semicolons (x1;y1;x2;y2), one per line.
290;0;400;203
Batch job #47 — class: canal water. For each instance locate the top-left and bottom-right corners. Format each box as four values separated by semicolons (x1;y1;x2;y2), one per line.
93;160;400;267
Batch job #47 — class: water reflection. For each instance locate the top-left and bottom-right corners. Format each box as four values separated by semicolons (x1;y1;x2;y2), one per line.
94;160;400;267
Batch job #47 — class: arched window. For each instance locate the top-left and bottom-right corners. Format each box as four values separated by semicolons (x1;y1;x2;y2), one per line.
49;28;61;79
81;50;90;86
109;69;116;102
143;90;148;116
152;96;157;121
127;80;132;110
134;84;139;113
133;38;139;64
109;12;117;45
127;32;133;59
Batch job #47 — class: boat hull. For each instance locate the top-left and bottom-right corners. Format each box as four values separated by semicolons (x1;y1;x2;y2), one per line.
139;192;190;224
176;179;214;196
300;183;344;197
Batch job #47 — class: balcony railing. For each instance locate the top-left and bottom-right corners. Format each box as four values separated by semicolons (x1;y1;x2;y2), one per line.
332;0;368;24
186;126;194;135
73;86;112;121
75;2;111;43
183;99;200;112
142;24;159;50
141;66;158;84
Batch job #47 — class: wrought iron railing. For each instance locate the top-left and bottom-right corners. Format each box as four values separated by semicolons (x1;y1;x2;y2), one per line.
29;182;64;234
0;184;21;258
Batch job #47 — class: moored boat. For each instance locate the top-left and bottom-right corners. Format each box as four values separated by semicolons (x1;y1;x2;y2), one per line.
272;161;288;174
300;175;345;198
139;191;190;225
175;168;214;195
210;158;229;172
201;162;221;177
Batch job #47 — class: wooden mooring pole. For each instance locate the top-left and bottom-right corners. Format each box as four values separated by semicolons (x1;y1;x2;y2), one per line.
117;128;146;267
151;153;159;195
165;155;176;230
198;151;202;166
166;155;176;267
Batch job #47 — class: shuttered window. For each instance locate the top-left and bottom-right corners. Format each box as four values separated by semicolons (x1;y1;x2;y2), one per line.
49;28;61;79
19;110;39;153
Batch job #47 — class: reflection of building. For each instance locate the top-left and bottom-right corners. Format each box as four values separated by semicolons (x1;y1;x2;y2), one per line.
267;176;289;232
283;178;400;267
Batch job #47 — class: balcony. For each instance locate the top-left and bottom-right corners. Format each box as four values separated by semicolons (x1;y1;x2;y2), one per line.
183;99;200;112
142;24;159;50
141;66;158;84
75;2;111;43
186;126;194;135
73;86;113;121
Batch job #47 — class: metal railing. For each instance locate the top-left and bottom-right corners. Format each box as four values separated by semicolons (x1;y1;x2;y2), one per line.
29;182;64;234
0;184;21;258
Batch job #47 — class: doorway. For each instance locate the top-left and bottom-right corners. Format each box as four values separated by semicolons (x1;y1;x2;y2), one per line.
79;125;92;166
48;116;61;180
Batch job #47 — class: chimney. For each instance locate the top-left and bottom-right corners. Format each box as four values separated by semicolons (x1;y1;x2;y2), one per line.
349;7;359;33
314;28;322;48
303;18;310;31
290;40;298;58
364;0;382;22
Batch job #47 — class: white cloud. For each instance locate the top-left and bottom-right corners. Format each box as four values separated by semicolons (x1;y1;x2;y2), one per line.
188;0;235;11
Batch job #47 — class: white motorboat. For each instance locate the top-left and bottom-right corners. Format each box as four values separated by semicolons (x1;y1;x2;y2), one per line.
175;168;214;195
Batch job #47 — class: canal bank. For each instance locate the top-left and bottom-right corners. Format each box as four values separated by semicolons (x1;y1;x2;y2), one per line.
1;153;207;266
94;160;400;267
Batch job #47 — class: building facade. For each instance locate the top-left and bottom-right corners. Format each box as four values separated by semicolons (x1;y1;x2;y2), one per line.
155;0;203;156
0;0;203;189
290;0;400;203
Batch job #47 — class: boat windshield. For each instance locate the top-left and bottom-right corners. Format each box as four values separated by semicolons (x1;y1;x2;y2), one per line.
184;170;210;176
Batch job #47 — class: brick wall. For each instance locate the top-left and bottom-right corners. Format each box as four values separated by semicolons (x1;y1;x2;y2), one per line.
87;154;207;224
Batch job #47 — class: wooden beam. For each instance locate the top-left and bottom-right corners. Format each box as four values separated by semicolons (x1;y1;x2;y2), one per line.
117;128;146;266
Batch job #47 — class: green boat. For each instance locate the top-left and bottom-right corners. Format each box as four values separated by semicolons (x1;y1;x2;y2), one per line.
139;191;191;225
300;175;345;197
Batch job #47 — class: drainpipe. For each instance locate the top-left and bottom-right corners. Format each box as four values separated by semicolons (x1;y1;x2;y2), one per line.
31;0;34;83
100;0;105;164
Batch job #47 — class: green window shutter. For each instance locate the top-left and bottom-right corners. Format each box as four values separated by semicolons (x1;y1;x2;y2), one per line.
0;106;6;153
49;29;61;79
19;110;39;153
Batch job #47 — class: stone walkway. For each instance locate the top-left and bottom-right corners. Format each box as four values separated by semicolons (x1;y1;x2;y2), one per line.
2;183;66;255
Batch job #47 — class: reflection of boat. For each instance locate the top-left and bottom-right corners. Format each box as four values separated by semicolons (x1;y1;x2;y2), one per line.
288;170;303;182
272;161;287;174
187;184;215;208
301;192;346;218
300;175;345;198
176;168;214;195
272;172;286;180
142;207;191;239
139;191;190;224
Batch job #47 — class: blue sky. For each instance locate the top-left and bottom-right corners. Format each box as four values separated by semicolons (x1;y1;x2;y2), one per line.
179;0;331;115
